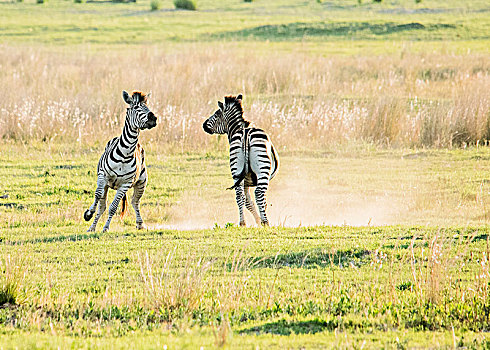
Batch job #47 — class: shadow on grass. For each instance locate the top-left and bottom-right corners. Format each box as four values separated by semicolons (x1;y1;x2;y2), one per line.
210;21;457;41
240;318;335;335
250;248;371;269
3;232;100;245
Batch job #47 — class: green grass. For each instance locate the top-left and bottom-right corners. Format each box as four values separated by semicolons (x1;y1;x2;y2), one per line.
0;0;488;52
1;145;490;347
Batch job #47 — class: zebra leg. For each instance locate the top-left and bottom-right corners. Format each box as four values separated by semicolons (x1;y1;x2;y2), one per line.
102;184;131;233
255;180;270;226
85;173;107;230
235;185;246;227
132;178;147;230
244;186;261;225
87;185;108;232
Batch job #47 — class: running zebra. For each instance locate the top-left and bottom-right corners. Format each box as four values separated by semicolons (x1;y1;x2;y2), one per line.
203;94;279;226
84;90;157;232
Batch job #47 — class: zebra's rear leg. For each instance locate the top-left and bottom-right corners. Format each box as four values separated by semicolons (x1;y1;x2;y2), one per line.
255;181;270;227
102;184;131;233
244;186;261;225
132;178;147;230
235;185;246;227
87;186;108;232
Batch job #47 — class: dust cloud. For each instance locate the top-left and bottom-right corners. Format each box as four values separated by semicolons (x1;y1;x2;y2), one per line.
267;164;405;227
152;163;407;231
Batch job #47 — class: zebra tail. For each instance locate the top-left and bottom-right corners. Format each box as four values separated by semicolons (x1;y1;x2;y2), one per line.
227;169;246;190
120;194;128;219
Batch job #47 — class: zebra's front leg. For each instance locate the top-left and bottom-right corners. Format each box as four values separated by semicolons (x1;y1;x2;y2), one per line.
84;173;107;232
87;186;108;232
132;178;147;230
244;186;261;225
102;184;131;233
234;185;246;227
255;180;270;226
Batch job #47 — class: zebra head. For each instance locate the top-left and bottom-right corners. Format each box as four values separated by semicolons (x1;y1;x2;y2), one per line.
122;90;157;130
203;94;249;135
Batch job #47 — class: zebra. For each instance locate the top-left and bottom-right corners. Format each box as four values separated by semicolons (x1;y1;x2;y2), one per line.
203;94;279;227
83;90;157;233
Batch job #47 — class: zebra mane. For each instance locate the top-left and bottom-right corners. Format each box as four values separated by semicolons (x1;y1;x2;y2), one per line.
131;91;148;103
224;95;250;127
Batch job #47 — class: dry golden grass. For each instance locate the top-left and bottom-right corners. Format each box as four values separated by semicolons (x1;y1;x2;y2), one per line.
0;44;488;150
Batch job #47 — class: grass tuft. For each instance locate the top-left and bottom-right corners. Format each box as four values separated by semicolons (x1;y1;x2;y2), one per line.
0;255;27;306
139;249;211;316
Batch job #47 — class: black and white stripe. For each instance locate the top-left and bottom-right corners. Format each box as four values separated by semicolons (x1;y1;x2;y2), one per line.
84;90;157;232
203;94;279;226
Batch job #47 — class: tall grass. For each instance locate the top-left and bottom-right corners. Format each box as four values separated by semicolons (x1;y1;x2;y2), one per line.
138;249;212;315
0;254;27;306
0;45;488;150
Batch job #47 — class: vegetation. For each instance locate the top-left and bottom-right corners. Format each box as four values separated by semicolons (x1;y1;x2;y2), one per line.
150;0;160;11
0;0;489;347
174;0;196;11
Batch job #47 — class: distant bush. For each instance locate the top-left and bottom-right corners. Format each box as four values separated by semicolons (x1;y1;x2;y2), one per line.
316;0;323;3
373;0;382;2
150;0;161;10
74;0;85;3
243;0;253;2
415;0;422;3
174;0;196;10
36;0;46;3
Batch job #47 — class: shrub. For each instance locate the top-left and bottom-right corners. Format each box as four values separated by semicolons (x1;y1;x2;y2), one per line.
174;0;196;10
36;0;46;3
373;0;382;2
74;0;85;3
243;0;253;2
150;0;161;10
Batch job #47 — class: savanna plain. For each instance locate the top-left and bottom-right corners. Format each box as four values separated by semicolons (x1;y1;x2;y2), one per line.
1;0;490;348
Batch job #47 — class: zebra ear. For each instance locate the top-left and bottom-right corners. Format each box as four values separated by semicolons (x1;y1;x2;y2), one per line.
146;92;151;99
237;94;243;101
122;90;132;105
218;101;224;110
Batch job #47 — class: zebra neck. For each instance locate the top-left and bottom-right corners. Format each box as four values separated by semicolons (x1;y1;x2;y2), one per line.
118;121;140;158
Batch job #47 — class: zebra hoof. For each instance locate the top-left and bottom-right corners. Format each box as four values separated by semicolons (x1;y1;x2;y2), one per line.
239;221;246;227
136;222;144;230
102;227;109;233
84;210;93;221
261;221;269;227
87;227;95;233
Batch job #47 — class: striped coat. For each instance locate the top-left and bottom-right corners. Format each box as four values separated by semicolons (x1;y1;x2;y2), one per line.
203;94;279;226
84;90;157;232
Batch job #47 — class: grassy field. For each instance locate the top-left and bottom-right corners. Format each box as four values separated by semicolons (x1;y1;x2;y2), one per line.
1;146;490;348
1;0;489;47
1;0;490;347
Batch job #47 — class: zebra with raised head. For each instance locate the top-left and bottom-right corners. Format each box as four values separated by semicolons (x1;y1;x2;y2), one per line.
203;94;279;227
84;90;157;232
